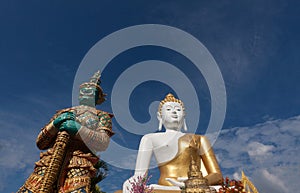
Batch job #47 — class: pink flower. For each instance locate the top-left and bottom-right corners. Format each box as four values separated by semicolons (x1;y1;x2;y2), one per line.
128;173;154;193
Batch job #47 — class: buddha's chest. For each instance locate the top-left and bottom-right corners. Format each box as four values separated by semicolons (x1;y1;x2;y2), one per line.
151;133;184;163
152;134;200;164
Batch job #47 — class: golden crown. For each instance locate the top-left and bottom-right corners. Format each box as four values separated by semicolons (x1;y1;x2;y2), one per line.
158;93;185;113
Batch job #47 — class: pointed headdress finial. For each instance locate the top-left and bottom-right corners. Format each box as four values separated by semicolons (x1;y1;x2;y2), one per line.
89;70;101;85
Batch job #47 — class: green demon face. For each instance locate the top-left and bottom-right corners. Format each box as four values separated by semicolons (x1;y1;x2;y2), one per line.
79;86;99;107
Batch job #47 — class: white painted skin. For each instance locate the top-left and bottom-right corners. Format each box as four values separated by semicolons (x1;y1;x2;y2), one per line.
123;102;188;192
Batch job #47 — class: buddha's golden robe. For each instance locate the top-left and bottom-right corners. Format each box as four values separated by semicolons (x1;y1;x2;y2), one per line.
158;134;222;186
114;134;222;193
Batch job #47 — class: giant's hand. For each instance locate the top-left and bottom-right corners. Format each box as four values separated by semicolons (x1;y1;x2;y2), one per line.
53;112;75;128
59;120;81;136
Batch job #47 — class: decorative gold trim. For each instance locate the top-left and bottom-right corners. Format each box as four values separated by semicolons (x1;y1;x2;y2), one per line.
242;171;259;193
60;176;91;192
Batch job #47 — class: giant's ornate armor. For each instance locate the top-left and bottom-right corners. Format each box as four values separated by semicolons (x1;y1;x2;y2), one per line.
17;71;113;193
18;106;113;193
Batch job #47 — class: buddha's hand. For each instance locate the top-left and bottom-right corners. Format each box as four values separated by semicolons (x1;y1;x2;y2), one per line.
53;112;75;128
59;120;81;136
123;179;132;193
165;177;187;187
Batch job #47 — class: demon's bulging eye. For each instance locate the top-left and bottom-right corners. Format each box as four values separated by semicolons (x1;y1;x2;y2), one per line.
80;88;95;95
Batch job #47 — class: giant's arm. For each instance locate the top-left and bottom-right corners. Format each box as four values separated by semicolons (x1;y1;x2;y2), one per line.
200;136;223;185
76;111;113;152
123;135;153;193
36;121;58;150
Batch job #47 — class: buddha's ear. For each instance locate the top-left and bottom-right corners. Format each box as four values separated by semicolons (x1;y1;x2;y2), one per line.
157;112;163;131
157;112;162;120
183;119;188;131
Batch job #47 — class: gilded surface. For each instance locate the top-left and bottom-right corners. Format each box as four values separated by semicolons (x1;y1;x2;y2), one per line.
158;134;222;186
17;105;113;193
182;155;212;193
242;171;259;193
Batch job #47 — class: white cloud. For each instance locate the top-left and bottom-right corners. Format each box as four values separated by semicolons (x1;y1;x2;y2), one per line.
0;138;38;191
104;115;300;193
2;106;300;193
261;169;286;191
0;111;41;191
247;141;274;157
0;139;32;169
233;172;241;180
213;115;300;193
252;169;287;193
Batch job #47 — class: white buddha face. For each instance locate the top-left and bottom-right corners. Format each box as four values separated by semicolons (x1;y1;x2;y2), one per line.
160;102;185;130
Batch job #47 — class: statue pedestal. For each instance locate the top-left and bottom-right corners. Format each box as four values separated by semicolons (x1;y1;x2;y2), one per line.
114;190;181;193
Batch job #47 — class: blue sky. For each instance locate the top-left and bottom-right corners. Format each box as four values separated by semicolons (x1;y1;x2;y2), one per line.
0;1;299;193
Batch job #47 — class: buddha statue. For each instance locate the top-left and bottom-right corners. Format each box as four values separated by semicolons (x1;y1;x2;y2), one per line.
121;94;223;193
